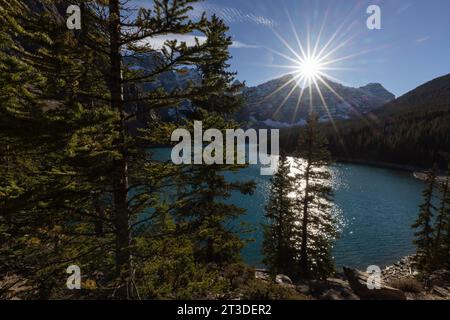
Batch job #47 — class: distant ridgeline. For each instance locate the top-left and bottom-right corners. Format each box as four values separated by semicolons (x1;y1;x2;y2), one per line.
121;53;396;129
281;73;450;169
236;77;395;127
122;53;449;170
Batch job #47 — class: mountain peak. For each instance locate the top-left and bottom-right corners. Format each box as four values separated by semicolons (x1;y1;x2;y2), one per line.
239;76;396;127
359;83;396;101
360;82;384;88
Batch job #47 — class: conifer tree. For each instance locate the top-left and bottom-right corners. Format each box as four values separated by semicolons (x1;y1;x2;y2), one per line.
293;114;338;279
446;184;450;270
412;165;438;273
446;174;450;270
173;100;255;265
1;0;248;299
174;136;256;265
1;0;116;298
262;154;297;277
102;0;246;294
433;174;449;266
170;15;255;266
429;163;450;271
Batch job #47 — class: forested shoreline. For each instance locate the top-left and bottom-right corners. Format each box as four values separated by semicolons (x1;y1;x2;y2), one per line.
280;73;450;170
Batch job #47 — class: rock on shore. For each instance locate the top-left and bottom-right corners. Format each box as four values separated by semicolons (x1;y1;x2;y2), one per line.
255;256;450;300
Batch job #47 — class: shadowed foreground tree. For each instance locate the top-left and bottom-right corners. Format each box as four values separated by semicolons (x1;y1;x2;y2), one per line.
294;115;339;280
413;163;450;274
412;165;437;273
170;19;256;266
433;165;450;269
0;0;252;299
263;115;339;281
262;154;297;277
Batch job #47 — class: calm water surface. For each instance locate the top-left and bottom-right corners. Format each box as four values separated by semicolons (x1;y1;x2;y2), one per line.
152;148;425;269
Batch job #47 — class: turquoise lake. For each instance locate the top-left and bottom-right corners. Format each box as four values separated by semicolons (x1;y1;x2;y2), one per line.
152;148;425;269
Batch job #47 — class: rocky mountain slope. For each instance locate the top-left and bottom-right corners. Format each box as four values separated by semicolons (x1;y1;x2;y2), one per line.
237;75;395;127
124;53;395;128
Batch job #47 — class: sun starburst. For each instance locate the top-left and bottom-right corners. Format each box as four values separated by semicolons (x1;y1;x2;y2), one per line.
254;3;384;130
296;56;324;81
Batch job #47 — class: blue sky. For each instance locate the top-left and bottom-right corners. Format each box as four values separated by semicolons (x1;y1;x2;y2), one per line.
137;0;450;97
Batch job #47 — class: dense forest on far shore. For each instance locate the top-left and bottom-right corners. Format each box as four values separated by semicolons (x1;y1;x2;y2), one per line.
281;74;450;170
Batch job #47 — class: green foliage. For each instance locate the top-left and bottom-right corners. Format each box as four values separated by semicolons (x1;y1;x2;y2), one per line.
293;115;339;280
263;115;339;281
412;166;437;272
0;0;254;300
134;212;229;300
413;164;450;274
173;113;256;265
262;154;297;277
432;169;450;269
280;74;450;170
239;279;307;300
1;0;116;298
324;111;450;170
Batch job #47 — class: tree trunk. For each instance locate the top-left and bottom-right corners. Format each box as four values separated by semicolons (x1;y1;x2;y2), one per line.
93;194;104;236
447;213;450;268
436;181;448;244
109;0;131;298
299;163;310;277
299;132;313;278
446;179;450;268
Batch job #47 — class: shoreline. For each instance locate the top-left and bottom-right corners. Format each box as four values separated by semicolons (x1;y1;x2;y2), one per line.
334;158;425;172
381;255;418;282
335;158;449;182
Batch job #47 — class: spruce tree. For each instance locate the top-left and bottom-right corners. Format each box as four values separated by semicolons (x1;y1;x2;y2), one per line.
170;15;255;266
1;0;248;299
447;184;450;270
293;114;338;280
1;0;116;298
262;154;297;277
174;144;256;265
102;0;245;294
430;163;450;271
433;173;449;267
412;165;438;273
446;173;450;270
172;110;255;265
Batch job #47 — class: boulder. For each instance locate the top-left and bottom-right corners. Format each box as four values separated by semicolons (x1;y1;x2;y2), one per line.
432;286;450;298
343;291;361;300
254;269;270;282
299;277;360;300
296;284;311;295
275;274;293;286
427;270;450;287
343;267;406;300
327;277;352;289
321;289;342;300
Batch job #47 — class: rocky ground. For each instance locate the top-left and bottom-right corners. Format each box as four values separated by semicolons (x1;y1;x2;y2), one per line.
2;256;449;300
382;255;450;300
255;256;450;300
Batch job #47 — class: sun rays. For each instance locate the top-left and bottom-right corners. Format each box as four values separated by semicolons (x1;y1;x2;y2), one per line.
297;56;323;81
258;3;380;129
